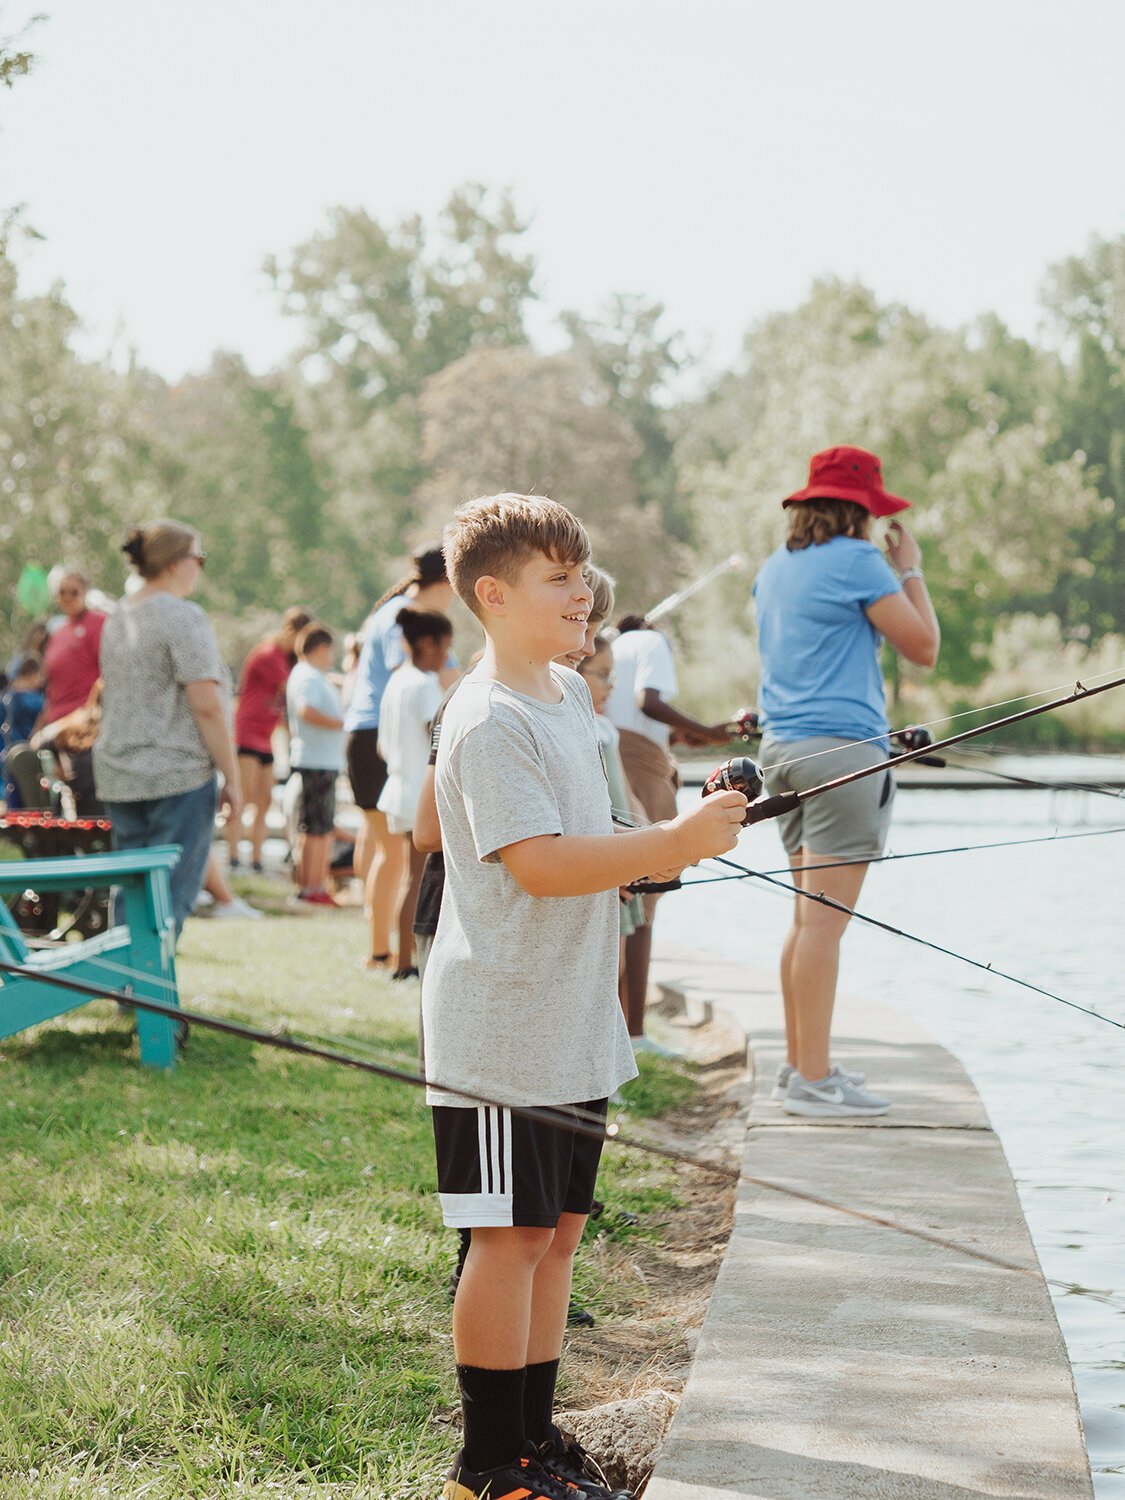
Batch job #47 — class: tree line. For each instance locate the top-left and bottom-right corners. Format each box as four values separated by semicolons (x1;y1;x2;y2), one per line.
3;183;1124;743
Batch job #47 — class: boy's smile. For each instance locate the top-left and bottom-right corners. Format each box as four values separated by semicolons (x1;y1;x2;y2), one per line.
489;554;594;659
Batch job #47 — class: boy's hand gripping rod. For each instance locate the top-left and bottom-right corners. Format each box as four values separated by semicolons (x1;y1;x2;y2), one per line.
707;674;1125;828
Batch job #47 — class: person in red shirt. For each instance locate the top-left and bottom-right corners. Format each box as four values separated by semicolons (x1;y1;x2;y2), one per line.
40;572;108;813
226;606;311;871
42;573;107;723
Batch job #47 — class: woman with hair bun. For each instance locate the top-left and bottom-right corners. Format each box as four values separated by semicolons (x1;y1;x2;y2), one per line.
94;519;242;940
344;542;454;970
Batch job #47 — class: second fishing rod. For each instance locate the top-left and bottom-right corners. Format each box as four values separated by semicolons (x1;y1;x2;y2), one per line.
699;672;1125;831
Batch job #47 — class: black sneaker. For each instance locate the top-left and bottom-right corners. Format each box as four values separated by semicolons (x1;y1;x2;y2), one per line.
538;1434;633;1498
566;1300;595;1329
442;1441;576;1499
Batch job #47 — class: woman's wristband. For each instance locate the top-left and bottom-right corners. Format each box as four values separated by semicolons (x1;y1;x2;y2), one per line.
898;567;925;585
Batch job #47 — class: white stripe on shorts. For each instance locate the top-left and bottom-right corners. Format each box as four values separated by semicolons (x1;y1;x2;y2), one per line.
476;1105;512;1196
438;1107;518;1227
439;1189;515;1228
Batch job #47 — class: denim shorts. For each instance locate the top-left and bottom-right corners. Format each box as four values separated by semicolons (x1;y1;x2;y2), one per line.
760;734;894;861
104;777;218;938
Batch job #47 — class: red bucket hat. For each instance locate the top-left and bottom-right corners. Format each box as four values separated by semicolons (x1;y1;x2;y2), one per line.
783;445;911;517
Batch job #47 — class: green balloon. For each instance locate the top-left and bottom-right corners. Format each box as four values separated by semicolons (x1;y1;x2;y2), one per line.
16;564;51;616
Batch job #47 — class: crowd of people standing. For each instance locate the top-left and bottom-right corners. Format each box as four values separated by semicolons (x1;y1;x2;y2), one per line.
2;443;938;1097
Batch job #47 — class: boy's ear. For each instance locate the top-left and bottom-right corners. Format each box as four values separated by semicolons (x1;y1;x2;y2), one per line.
474;575;506;616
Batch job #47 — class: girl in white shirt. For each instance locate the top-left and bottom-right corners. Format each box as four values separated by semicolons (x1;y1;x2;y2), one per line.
377;607;454;979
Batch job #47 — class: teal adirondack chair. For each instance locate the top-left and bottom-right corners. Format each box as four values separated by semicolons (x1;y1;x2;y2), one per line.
0;846;182;1068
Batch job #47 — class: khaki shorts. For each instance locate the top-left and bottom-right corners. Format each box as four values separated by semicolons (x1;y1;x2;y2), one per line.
617;729;680;922
760;734;894;861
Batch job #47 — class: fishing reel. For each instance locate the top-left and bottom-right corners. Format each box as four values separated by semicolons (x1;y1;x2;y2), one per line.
626;754;764;893
728;707;761;742
891;725;945;768
702;755;764;825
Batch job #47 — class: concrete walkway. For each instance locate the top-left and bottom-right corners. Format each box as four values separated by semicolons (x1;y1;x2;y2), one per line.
645;943;1093;1500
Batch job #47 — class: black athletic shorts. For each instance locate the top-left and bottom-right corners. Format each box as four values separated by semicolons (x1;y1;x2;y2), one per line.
345;727;388;810
297;768;336;836
237;746;275;767
432;1097;608;1229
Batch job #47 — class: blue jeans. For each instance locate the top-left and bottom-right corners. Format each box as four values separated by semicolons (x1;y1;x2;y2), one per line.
105;778;218;940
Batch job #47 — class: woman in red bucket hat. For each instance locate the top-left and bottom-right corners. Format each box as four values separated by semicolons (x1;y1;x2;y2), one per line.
752;446;940;1119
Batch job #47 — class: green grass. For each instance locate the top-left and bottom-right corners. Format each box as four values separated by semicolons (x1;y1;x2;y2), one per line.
0;898;695;1498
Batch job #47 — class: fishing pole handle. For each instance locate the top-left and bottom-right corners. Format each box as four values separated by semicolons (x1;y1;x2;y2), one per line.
743;790;801;825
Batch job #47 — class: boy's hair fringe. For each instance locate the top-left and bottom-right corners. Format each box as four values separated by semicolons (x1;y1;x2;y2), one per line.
785;498;871;551
443;493;591;616
583;563;616;624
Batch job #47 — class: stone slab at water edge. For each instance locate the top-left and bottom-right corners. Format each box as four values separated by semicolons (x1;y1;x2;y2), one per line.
644;944;1093;1499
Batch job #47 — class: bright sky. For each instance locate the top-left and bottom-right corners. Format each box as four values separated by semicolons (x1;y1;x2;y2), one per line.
3;0;1123;382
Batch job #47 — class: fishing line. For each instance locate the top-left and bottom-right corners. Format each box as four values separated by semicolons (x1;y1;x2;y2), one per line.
7;959;1125;1313
709;856;1125;1034
678;822;1125;881
939;752;1125;801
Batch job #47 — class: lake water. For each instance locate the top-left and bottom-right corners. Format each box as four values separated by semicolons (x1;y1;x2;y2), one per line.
661;760;1125;1495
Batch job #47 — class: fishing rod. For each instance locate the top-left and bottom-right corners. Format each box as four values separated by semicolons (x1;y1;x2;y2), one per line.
938;752;1125;801
714;673;1125;830
655;687;1125;1031
645;554;746;623
0;954;1072;1293
726;713;1125;798
0;957;709;1169
745;662;1125;777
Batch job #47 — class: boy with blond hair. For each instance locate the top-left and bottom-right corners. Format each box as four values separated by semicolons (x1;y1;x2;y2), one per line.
425;494;746;1500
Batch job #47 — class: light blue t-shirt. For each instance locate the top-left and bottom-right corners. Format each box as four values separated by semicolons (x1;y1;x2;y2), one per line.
752;536;901;743
287;661;344;771
344;597;408;733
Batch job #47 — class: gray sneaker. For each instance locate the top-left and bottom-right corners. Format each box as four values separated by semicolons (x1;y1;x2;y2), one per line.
770;1062;866;1101
782;1071;890;1118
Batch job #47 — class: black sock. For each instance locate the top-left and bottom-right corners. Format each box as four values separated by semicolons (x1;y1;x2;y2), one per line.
522;1357;560;1447
457;1364;526;1473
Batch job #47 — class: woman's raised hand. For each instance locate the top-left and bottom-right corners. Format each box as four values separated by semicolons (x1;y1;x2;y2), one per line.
884;520;923;574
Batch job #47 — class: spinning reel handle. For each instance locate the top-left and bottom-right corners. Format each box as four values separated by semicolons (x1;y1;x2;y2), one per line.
702;756;764;825
892;725;946;768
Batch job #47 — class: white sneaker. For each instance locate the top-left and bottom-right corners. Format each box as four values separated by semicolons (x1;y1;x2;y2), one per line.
211;897;263;921
770;1061;866;1101
631;1034;684;1060
782;1070;890;1119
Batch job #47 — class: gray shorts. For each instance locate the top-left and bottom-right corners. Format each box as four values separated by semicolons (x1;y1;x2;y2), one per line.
760;735;894;861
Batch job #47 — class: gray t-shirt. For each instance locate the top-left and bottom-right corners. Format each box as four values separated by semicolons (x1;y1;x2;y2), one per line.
95;593;226;802
423;664;637;1109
